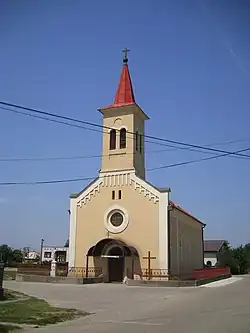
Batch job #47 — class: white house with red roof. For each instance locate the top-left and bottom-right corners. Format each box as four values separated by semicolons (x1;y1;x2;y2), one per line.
204;240;227;267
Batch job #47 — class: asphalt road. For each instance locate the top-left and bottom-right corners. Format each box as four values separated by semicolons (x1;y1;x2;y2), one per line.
4;275;250;333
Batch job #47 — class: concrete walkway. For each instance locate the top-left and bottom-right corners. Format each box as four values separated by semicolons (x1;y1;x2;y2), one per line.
4;276;250;333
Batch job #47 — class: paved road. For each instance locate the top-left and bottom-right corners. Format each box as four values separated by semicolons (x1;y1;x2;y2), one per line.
4;276;250;333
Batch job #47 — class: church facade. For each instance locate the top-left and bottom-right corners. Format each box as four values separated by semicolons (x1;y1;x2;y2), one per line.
68;52;205;282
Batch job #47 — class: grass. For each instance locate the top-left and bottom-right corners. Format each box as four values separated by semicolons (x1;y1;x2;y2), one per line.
0;324;21;333
3;271;16;281
1;290;19;301
0;290;89;326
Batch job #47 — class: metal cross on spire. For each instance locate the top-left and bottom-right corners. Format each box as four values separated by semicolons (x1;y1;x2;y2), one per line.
122;48;130;63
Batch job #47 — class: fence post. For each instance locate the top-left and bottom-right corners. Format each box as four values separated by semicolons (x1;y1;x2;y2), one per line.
85;255;89;278
0;262;4;299
50;260;57;277
131;258;134;279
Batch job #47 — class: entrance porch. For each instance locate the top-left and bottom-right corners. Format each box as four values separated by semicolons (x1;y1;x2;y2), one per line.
86;238;141;283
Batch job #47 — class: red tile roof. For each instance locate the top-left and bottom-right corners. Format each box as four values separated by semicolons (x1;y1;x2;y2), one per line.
169;200;205;226
204;240;226;252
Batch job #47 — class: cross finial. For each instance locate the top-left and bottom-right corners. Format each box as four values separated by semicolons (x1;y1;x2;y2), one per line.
122;48;130;63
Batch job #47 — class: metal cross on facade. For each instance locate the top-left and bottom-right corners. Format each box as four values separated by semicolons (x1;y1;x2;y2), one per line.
122;48;130;63
143;250;156;280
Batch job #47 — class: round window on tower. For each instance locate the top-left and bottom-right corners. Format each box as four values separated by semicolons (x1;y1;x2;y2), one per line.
110;212;124;227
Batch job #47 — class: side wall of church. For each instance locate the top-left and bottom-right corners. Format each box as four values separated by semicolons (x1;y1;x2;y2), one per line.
73;173;162;273
169;209;203;277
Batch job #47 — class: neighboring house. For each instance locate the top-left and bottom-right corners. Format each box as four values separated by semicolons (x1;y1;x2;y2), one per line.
204;240;227;267
25;251;40;260
42;247;69;263
68;51;206;282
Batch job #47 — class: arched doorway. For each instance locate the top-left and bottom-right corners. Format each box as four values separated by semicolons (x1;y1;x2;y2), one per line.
107;246;124;282
86;238;139;283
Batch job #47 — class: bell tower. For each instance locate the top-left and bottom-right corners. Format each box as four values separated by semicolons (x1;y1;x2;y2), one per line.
98;49;149;179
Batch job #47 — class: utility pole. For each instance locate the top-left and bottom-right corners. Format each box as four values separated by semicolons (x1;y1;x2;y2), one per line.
40;239;44;264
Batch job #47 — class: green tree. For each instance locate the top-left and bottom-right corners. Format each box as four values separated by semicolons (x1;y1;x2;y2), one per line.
11;249;23;263
233;245;250;274
218;242;250;274
0;244;12;264
245;244;250;272
218;242;238;274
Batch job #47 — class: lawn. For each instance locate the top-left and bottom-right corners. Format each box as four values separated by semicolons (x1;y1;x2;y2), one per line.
0;324;21;333
2;290;20;301
0;290;89;328
3;271;17;281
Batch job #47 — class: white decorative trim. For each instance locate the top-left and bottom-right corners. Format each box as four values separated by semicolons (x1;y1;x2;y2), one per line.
159;192;169;270
130;174;160;204
101;173;134;188
107;126;128;132
99;172;160;204
104;205;129;234
108;127;117;133
68;198;77;269
76;178;104;207
165;195;169;270
99;170;135;176
117;125;128;131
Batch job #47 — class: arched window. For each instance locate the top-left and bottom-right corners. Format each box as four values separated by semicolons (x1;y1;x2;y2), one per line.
120;128;126;149
110;129;116;150
139;134;143;153
135;131;139;151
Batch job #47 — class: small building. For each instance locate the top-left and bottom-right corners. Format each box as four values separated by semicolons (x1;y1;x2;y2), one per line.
42;247;69;263
204;240;227;267
25;251;40;260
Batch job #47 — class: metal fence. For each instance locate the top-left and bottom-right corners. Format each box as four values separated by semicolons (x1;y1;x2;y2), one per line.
140;269;170;280
68;267;102;278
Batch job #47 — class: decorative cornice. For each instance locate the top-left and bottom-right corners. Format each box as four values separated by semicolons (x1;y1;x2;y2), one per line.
77;179;104;207
130;175;159;204
76;172;160;207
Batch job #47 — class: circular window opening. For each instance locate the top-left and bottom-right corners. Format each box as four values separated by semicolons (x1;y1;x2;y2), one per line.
110;212;123;227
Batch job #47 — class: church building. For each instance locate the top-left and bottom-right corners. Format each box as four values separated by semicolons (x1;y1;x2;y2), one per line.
68;51;205;282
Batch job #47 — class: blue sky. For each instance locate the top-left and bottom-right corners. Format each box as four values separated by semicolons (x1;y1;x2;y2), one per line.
0;0;249;250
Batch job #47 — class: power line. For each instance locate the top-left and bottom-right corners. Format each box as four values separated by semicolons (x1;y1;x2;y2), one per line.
0;106;186;151
1;138;250;162
0;106;105;134
0;106;249;162
147;147;250;171
1;147;249;186
2;105;249;161
1;101;250;158
0;177;95;186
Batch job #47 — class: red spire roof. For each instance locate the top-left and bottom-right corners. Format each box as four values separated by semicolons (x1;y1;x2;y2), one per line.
103;49;136;109
112;63;135;107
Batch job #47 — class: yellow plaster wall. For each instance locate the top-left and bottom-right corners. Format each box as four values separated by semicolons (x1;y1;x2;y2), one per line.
74;176;160;272
100;105;146;179
169;208;203;277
